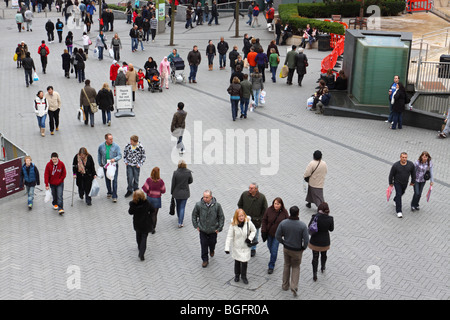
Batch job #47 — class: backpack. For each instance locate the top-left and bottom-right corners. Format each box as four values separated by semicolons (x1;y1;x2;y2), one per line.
40;46;47;57
308;215;319;235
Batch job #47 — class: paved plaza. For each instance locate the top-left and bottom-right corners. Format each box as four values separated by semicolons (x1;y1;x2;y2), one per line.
0;6;449;304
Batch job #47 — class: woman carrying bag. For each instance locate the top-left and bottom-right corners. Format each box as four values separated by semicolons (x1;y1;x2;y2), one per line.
72;147;96;206
225;209;256;285
96;82;114;126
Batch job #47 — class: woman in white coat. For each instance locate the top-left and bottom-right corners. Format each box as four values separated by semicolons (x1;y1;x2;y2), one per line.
225;209;256;284
34;90;48;137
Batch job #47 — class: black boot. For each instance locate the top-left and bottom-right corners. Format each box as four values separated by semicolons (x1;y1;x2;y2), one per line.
312;251;319;281
241;262;248;284
321;251;327;273
234;260;240;282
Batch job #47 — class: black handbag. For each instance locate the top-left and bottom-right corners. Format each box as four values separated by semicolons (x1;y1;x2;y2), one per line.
424;170;431;181
169;197;176;215
246;221;258;247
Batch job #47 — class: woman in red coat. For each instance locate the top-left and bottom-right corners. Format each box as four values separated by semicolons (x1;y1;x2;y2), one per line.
110;60;120;87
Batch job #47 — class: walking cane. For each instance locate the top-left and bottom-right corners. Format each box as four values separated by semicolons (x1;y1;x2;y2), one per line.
71;176;75;207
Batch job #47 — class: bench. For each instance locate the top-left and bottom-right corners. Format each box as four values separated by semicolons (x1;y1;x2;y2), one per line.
348;17;367;29
286;35;318;49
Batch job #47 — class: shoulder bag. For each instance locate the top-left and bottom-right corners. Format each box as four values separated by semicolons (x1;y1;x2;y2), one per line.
304;160;320;183
83;88;98;113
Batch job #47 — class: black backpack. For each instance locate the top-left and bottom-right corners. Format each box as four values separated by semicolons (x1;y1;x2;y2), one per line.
40;46;47;57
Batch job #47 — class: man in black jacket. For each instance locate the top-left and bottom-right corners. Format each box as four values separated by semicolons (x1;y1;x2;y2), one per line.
217;37;229;69
243;33;252;59
22;52;36;87
45;19;55;43
187;45;201;83
388;152;416;218
228;45;239;71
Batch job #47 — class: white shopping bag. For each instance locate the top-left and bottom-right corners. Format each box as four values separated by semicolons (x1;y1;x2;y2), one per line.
89;178;100;197
109;48;114;58
44;189;52;203
260;90;266;105
96;166;104;179
105;162;116;180
33;72;39;82
307;97;314;110
93;47;98;58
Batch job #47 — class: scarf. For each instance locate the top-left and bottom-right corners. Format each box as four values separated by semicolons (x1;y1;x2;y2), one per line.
77;155;87;175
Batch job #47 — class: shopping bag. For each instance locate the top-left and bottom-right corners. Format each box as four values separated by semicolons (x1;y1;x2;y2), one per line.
260;90;266;105
13;53;18;61
88;178;100;197
33;72;39;82
280;65;288;78
93;47;98;58
426;185;432;202
307;97;314;110
105;162;116;180
386;185;394;202
243;58;249;69
109;48;114;58
44;189;52;203
77;108;84;122
169;197;176;215
96;166;104;179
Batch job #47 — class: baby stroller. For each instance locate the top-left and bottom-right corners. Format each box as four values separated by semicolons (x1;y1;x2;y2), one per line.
146;68;162;93
170;57;186;84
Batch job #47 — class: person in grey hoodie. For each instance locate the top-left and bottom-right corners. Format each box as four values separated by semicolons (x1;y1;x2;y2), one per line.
192;190;225;268
275;206;309;297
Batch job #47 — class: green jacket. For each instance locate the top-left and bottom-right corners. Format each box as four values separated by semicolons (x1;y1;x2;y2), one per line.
285;50;297;69
240;80;253;99
192;197;225;234
269;53;279;67
237;191;268;229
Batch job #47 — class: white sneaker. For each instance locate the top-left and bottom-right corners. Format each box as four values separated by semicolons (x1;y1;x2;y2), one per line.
397;212;403;218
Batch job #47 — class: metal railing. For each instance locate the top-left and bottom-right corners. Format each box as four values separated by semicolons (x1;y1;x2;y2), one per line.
411;27;450;61
409;57;450;93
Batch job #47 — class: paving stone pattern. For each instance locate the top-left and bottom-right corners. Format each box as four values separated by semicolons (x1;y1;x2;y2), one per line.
0;9;449;301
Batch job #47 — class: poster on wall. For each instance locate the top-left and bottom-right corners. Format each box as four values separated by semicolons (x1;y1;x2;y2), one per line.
0;158;23;199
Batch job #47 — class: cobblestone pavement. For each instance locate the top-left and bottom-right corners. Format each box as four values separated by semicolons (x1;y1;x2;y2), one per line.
0;7;449;305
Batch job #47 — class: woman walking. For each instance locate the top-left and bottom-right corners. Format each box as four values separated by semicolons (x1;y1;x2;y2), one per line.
96;83;114;126
171;159;193;228
227;76;242;121
75;48;86;83
72;147;96;206
255;48;268;82
304;150;328;209
61;49;71;78
391;82;406;130
159;56;171;89
128;190;155;261
126;63;138;102
142;167;166;234
206;40;216;71
308;202;334;282
411;151;434;211
65;31;73;55
111;33;122;61
81;32;91;57
261;197;289;274
225;209;256;285
34;90;48;137
251;67;264;109
268;47;280;83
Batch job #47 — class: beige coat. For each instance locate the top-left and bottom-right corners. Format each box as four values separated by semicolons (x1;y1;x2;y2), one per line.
126;69;138;92
44;91;62;112
304;160;327;188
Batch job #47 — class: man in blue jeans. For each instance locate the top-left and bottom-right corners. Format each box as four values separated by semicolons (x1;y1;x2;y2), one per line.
129;25;139;52
388;152;416;218
123;135;147;198
98;133;122;202
217;37;229;69
187;45;201;83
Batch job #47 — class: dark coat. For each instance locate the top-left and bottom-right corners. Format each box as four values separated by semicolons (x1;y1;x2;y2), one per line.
308;213;334;248
227;83;242;96
228;49;239;69
171;168;193;200
75;52;86;69
96;88;114;111
61;52;71;71
72;154;96;191
295;52;308;75
261;206;289;238
392;88;406;113
129;199;155;234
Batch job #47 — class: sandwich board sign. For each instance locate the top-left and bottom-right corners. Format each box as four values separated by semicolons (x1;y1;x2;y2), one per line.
115;85;135;117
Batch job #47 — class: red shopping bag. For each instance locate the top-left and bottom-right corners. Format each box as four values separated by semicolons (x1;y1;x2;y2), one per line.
386;185;393;202
426;186;432;202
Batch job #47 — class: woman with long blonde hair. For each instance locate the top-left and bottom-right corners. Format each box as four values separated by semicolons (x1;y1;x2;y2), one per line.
225;209;256;284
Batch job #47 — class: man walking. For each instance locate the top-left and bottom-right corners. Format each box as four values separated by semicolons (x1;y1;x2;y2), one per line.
295;47;308;86
388;152;416;218
187;45;201;83
208;1;219;26
247;2;253;25
44;152;67;215
284;45;297;85
217;37;229;70
124;135;147;198
45;86;62;135
22;52;36;87
387;75;400;124
192;190;225;268
37;40;49;74
79;80;97;127
129;25;139;52
24;7;33;31
55;18;64;43
237;183;268;257
275;206;309;297
98;133;122;203
45;19;55;43
171;102;187;154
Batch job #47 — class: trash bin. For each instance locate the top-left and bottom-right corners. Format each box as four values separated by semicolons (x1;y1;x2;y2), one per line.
438;54;450;79
318;34;331;51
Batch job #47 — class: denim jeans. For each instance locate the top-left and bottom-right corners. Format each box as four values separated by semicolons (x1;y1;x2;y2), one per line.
267;235;280;270
411;181;426;208
253;89;261;107
388;102;393;122
207;54;214;66
391;111;403;129
26;186;35;206
97;46;104;60
77;68;85;83
102;110;111;124
83;105;95;126
131;38;138;51
230;98;239;120
126;165;140;192
175;198;187;225
247;13;252;25
104;165;118;199
204;13;209;23
50;183;64;209
208;15;218;25
394;183;407;213
36;115;47;129
25;69;33;85
240;97;249;117
219;54;226;68
185;18;193;28
270;66;278;82
189;65;198;81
